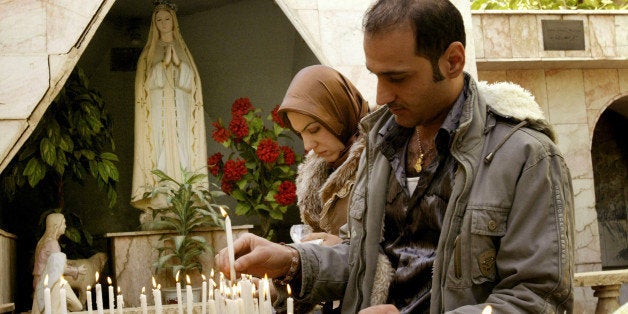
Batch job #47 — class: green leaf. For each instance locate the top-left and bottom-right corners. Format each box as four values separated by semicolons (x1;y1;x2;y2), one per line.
65;227;82;243
235;202;251;215
24;158;46;187
40;138;56;166
100;152;119;161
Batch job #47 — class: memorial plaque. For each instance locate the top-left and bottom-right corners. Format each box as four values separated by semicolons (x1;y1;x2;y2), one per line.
541;20;585;51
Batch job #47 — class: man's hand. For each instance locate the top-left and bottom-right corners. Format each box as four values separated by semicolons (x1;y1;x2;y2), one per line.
358;304;400;314
215;233;296;279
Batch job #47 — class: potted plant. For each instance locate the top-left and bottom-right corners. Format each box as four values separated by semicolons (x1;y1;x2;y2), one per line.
144;167;225;287
208;98;302;240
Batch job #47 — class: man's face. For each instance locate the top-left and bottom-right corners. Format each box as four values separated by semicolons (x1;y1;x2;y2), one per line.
364;23;452;128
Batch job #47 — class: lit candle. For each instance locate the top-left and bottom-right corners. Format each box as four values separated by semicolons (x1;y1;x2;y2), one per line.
207;287;216;314
482;305;493;314
240;276;254;314
86;285;93;314
116;286;123;314
60;277;68;314
201;274;207;314
140;287;147;314
287;284;294;314
107;277;114;314
185;275;193;314
95;273;104;314
152;278;162;314
220;206;236;284
175;271;183;314
43;275;52;314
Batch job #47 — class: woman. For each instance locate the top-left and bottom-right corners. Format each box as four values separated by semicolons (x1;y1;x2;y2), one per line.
132;2;208;209
278;65;369;246
32;213;85;290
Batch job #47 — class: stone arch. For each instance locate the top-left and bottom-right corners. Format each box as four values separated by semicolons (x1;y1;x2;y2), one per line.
591;93;628;269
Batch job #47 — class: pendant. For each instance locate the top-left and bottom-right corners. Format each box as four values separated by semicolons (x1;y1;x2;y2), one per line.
414;153;424;172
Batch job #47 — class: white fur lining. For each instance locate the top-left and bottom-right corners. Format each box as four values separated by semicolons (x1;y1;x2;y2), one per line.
477;81;546;121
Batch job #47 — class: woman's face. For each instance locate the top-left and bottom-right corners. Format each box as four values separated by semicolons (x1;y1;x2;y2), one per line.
155;10;174;36
286;111;345;163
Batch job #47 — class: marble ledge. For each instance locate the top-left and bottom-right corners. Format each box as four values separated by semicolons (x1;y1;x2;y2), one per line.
104;225;254;238
472;10;628;16
477;58;628;71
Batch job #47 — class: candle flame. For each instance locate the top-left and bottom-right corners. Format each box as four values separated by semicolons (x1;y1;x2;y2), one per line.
152;276;157;288
202;274;206;281
142;286;145;294
220;206;228;217
95;272;100;282
264;274;268;280
210;269;214;278
157;284;161;289
117;286;121;294
186;274;191;284
107;277;112;285
44;274;49;287
287;284;292;296
482;305;492;314
87;285;91;291
176;270;180;282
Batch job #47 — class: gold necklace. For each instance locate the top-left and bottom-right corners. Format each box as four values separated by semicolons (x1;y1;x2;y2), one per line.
414;128;424;173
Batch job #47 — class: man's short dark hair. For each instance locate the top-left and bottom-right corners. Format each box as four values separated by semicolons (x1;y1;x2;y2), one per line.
363;0;466;81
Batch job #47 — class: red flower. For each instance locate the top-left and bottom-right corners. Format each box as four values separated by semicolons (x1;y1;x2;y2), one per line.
211;121;230;143
223;158;247;182
274;181;297;206
271;104;286;128
221;178;233;194
231;98;254;117
229;115;249;140
207;152;223;176
280;146;295;165
256;138;280;164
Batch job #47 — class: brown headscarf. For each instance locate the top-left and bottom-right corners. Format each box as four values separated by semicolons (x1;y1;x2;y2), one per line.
278;65;369;168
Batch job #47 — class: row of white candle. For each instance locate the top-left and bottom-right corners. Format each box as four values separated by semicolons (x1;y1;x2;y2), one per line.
74;271;293;314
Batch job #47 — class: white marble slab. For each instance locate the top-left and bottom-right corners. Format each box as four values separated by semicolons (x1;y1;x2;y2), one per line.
0;56;49;119
0;0;45;54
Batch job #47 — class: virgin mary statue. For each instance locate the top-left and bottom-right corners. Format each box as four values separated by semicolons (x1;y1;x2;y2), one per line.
132;1;208;209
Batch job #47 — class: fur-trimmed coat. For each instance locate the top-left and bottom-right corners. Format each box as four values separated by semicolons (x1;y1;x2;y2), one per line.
296;138;365;236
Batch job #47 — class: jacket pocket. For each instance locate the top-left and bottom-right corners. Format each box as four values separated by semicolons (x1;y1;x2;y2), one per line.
469;208;508;285
348;191;366;266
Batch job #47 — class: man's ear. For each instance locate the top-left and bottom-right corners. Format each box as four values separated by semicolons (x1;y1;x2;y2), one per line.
440;42;465;78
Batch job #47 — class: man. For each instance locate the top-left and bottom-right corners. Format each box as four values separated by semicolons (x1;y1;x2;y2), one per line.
216;0;575;312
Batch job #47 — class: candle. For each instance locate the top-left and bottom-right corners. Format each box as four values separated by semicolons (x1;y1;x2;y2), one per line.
86;285;93;314
287;284;294;314
482;305;493;314
201;275;207;314
185;275;193;314
220;206;236;283
116;286;123;314
152;278;162;314
43;275;52;314
95;273;104;314
140;287;147;314
175;271;183;314
240;276;254;313
107;277;114;314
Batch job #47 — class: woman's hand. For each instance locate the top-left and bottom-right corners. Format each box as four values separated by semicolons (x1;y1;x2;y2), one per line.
301;232;343;246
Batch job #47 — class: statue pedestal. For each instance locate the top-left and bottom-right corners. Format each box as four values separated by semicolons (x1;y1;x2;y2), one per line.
104;226;252;307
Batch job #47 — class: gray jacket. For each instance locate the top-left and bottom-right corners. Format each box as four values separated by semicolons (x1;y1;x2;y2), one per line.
291;76;574;313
